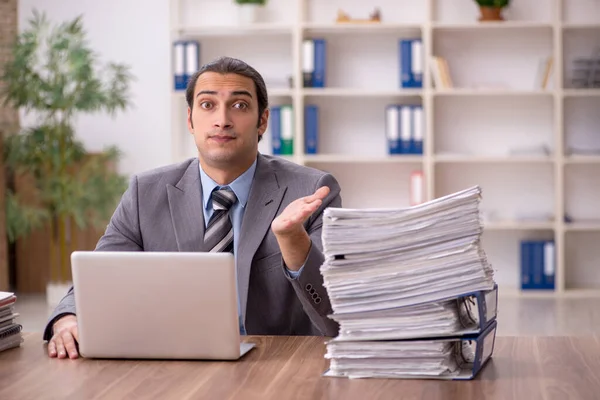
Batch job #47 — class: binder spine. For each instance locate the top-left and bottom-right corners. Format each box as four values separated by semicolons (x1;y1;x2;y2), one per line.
470;319;497;379
457;286;497;332
313;39;326;88
280;105;294;155
400;105;412;154
304;105;318;154
411;105;423;155
385;105;400;154
173;41;186;91
520;240;531;289
482;285;498;324
185;41;200;89
543;240;555;290
533;241;543;288
270;106;282;155
411;39;423;88
400;40;412;88
302;39;315;88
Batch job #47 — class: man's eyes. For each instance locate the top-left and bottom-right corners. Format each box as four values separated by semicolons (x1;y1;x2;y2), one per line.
198;101;248;110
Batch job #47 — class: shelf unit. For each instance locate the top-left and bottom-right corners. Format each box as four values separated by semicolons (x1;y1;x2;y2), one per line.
169;0;600;298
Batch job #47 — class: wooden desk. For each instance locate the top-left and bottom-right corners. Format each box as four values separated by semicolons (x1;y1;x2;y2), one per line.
1;333;600;399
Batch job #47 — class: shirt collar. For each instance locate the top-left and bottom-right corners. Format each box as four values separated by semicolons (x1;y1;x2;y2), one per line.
199;157;257;210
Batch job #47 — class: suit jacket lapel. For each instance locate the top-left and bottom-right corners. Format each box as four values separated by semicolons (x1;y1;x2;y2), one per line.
237;155;287;322
166;158;207;252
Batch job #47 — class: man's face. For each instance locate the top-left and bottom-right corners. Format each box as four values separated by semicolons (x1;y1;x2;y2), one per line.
187;71;268;169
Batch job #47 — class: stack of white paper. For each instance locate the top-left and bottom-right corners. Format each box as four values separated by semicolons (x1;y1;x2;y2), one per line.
330;294;483;341
325;340;461;378
319;186;497;379
0;292;23;353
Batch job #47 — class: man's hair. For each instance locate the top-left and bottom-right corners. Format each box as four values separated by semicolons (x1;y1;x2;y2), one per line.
185;56;269;140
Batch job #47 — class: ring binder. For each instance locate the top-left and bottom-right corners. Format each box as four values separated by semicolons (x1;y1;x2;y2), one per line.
319;186;497;380
323;320;497;380
329;286;498;342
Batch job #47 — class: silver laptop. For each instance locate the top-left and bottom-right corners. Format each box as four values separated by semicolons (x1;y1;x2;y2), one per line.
71;251;255;360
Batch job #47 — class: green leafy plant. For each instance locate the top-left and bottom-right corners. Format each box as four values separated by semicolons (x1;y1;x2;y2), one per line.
234;0;267;5
0;10;132;282
475;0;510;7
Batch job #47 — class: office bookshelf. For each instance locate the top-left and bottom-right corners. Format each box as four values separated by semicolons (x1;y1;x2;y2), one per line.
169;0;600;298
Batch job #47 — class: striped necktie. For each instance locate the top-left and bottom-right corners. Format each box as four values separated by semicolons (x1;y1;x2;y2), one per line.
204;187;237;253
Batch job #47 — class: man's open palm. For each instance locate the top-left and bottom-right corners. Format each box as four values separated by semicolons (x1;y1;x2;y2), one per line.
272;186;330;236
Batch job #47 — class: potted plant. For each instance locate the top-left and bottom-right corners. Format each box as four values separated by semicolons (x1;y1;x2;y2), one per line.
475;0;510;21
234;0;267;24
0;10;132;305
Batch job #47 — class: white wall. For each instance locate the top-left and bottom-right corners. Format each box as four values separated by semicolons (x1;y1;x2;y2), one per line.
18;0;172;176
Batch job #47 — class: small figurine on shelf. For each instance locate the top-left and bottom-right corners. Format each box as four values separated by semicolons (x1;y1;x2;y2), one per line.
335;7;381;24
474;0;510;21
234;0;267;24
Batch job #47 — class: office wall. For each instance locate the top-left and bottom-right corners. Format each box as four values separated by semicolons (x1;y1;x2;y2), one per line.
17;0;173;176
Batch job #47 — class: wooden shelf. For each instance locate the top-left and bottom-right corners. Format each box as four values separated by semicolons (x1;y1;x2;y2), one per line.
562;23;600;30
432;21;554;31
564;155;600;164
303;88;423;97
169;0;600;298
302;22;422;35
303;154;423;164
433;89;554;97
172;24;293;37
565;223;600;232
563;89;600;97
435;155;554;164
483;221;555;231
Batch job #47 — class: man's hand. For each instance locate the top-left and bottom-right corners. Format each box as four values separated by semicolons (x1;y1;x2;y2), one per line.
47;315;79;359
271;186;330;271
272;186;330;236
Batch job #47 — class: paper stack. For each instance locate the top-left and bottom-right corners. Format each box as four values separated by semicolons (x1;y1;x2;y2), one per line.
319;186;498;380
0;292;24;353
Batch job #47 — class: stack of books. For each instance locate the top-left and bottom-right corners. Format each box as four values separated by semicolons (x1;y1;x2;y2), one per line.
0;292;23;353
319;186;498;380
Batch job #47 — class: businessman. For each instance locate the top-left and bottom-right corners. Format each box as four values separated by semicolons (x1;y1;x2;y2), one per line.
44;56;342;359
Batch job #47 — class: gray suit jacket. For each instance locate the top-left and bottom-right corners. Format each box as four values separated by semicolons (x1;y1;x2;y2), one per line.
43;154;342;341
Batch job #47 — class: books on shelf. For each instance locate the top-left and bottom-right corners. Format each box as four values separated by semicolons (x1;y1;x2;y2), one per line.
302;37;426;90
535;56;554;90
0;292;23;353
173;40;200;91
400;39;423;89
520;240;555;290
385;104;424;155
303;38;326;88
430;56;453;89
571;51;600;89
269;104;294;155
319;185;498;380
266;104;319;156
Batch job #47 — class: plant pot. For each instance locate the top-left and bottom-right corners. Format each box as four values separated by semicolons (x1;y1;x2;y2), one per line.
237;4;261;24
479;6;504;21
